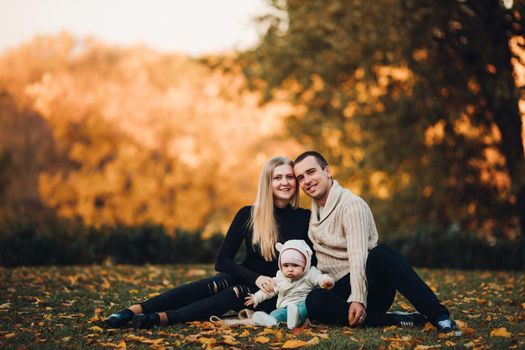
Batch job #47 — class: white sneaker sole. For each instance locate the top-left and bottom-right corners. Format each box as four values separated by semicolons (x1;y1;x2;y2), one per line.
252;311;277;327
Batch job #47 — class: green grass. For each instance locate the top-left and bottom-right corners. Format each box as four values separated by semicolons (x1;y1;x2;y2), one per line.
1;265;524;349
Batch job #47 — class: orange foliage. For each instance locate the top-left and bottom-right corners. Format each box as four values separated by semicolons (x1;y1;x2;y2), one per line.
0;33;301;232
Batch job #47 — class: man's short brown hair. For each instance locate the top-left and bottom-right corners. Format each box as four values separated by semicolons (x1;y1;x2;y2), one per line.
294;151;328;169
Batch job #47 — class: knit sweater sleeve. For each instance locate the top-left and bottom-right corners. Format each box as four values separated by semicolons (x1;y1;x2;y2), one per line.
215;206;260;285
343;200;371;307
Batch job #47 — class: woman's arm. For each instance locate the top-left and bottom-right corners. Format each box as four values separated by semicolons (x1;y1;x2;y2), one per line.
215;206;260;286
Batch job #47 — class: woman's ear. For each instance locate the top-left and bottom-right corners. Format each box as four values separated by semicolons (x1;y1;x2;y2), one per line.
276;243;283;252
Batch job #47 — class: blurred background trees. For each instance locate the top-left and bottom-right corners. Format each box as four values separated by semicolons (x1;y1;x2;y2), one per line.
1;1;524;267
0;33;300;235
239;0;525;246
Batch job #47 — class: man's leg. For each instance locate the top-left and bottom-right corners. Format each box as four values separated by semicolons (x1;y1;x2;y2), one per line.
366;245;449;324
305;275;351;325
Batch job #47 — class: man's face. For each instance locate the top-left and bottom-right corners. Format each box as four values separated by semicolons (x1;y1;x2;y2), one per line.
293;156;332;205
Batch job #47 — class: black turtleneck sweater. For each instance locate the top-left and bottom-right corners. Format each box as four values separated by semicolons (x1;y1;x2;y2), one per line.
215;205;312;287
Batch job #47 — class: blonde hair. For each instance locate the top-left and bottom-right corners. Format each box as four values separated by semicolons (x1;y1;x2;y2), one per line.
250;156;299;261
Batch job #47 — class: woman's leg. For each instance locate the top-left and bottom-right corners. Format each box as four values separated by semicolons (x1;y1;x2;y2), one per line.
133;284;278;328
140;273;238;313
104;273;238;328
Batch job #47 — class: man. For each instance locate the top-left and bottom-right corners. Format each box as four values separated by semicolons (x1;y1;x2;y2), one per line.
293;151;460;335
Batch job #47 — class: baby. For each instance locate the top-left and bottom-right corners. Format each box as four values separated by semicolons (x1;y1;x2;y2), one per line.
245;239;334;329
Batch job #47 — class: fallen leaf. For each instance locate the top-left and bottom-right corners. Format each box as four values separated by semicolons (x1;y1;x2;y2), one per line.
239;329;250;337
490;327;511;338
61;336;71;342
0;303;11;309
4;333;16;339
422;322;436;332
221;335;239;345
254;336;270;344
445;340;456;346
148;292;160;298
282;339;308;348
398;302;413;311
307;337;320;346
100;342;120;348
414;345;441;350
94;307;103;315
88;325;104;332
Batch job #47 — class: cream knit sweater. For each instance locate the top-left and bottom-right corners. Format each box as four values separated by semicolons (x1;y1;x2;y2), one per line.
309;180;378;306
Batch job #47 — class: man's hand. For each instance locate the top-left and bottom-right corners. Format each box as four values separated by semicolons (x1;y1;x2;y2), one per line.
348;302;366;327
244;294;255;307
255;276;276;294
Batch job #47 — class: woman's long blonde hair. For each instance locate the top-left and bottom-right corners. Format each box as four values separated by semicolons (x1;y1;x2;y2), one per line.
249;156;299;261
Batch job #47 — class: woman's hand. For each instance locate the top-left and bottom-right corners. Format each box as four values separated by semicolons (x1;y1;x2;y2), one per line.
255;276;276;294
244;294;255;307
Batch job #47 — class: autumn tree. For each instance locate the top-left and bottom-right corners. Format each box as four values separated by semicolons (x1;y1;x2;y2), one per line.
240;0;525;240
0;33;301;232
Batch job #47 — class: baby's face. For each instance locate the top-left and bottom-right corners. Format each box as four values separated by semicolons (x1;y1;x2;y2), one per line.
281;263;304;280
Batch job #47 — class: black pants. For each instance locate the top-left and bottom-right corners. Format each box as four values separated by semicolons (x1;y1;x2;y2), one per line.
305;244;449;326
139;273;276;324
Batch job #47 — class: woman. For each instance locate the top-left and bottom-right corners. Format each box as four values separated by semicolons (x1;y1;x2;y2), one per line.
102;156;311;329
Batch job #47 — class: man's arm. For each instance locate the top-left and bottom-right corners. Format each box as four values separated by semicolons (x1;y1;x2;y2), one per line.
343;199;373;325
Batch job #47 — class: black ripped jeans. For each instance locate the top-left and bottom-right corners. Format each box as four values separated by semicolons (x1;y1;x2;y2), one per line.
305;245;450;326
140;273;276;325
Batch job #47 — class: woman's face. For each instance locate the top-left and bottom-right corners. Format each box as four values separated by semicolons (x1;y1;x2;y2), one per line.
272;164;297;207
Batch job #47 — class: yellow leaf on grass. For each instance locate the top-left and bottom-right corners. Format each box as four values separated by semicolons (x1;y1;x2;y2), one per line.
94;307;103;315
197;337;216;347
148;292;160;298
282;339;308;348
89;326;104;332
398;302;413;311
222;335;239;345
422;322;436;332
0;303;11;309
239;329;250;337
307;337;320;346
62;336;71;342
130;289;138;294
414;345;441;350
454;319;467;329
4;333;16;339
117;341;127;349
100;342;120;348
490;327;511;338
89;315;100;323
254;336;270;343
521;302;525;309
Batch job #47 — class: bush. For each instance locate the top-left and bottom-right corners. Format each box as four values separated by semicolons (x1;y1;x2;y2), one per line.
383;227;524;270
0;221;224;266
0;221;523;269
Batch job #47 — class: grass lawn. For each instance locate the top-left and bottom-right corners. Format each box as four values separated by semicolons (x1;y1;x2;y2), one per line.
1;264;524;349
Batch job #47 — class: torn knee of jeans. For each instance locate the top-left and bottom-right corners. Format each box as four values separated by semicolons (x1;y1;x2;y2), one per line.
232;285;249;299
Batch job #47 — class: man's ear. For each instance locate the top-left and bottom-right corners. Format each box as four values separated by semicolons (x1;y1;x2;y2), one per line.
324;165;333;178
276;243;283;252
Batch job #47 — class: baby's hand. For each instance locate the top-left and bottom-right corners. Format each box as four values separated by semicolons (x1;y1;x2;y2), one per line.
321;276;334;289
244;294;255;307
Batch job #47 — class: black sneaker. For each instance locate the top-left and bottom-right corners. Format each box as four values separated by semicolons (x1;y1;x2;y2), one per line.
435;317;462;336
131;313;160;329
387;311;427;327
102;309;134;328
